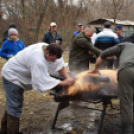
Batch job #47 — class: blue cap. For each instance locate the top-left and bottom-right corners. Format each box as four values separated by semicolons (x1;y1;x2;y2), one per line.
114;25;122;30
104;21;111;26
77;23;83;26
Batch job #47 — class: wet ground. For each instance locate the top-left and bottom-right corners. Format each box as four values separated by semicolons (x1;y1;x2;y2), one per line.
0;86;121;134
0;58;121;134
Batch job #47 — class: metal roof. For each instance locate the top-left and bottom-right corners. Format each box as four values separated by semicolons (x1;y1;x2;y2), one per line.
89;18;134;26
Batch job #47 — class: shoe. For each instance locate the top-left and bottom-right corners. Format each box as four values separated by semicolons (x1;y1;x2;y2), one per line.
7;114;20;134
0;110;7;134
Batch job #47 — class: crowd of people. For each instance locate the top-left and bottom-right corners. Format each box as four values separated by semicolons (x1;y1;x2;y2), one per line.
0;21;134;134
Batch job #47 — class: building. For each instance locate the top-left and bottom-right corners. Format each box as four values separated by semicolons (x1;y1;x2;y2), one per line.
89;18;134;35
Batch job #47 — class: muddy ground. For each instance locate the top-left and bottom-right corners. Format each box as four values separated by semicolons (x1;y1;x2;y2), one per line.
0;58;121;134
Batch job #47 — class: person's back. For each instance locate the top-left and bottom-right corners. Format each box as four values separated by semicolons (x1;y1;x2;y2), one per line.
1;43;65;91
95;28;119;50
118;42;134;70
94;21;119;69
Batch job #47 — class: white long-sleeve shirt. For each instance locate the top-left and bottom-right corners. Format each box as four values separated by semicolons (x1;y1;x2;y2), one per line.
1;43;66;93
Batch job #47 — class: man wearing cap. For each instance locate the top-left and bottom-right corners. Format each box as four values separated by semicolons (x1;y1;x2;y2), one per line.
94;21;120;69
42;22;62;45
0;42;75;134
71;23;83;42
114;25;126;69
114;25;126;42
0;28;25;60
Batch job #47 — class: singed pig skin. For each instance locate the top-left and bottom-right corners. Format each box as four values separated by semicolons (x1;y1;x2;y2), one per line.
54;70;118;102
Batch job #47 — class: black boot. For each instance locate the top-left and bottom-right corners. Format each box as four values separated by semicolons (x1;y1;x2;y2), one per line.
121;125;133;134
0;110;7;134
7;114;23;134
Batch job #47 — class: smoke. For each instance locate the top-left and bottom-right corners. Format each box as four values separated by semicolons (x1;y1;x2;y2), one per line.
52;70;118;102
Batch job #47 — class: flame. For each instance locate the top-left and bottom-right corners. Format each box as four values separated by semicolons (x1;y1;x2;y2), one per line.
57;70;118;101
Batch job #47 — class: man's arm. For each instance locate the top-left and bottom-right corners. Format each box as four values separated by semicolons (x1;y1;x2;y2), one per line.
57;77;76;87
56;33;62;45
89;44;122;73
42;33;47;43
87;42;101;57
58;66;77;86
89;57;104;74
58;67;70;79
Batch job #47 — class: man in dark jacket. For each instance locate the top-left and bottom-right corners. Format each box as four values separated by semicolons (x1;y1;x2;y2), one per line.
114;25;126;42
124;33;134;43
42;22;62;45
89;42;134;134
69;25;101;75
114;25;126;69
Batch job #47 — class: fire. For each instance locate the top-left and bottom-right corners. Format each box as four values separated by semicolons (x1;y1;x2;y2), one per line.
55;70;118;101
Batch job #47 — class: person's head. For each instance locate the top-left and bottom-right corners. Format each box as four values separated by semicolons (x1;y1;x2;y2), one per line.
77;23;83;32
44;43;63;62
114;25;123;36
104;21;111;28
50;22;57;33
84;25;95;39
9;22;17;29
8;28;18;42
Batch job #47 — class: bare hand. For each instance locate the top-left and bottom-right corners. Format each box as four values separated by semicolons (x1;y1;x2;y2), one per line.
64;77;76;86
56;40;60;45
88;68;100;74
107;56;113;60
88;51;94;55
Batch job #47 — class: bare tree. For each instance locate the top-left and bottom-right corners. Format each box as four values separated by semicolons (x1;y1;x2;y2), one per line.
104;0;132;24
21;0;27;44
33;0;51;43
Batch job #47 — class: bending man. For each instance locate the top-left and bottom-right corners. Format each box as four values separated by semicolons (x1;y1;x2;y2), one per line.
0;43;75;134
89;42;134;134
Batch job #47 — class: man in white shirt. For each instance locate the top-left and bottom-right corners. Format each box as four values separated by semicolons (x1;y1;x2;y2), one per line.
0;42;75;134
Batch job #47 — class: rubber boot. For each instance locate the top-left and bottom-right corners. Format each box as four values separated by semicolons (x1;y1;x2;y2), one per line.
121;125;133;134
7;114;21;134
0;110;7;134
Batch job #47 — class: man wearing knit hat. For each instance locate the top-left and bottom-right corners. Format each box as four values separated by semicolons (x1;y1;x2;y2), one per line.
0;28;25;60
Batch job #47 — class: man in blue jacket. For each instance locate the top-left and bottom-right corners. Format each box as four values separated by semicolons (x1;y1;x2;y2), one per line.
0;28;25;60
71;23;83;42
42;22;62;45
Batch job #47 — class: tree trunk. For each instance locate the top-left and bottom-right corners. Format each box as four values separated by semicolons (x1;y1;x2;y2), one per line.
33;0;51;43
21;0;27;45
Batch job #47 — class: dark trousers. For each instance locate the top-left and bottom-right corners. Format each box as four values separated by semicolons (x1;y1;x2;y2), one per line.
2;77;24;118
118;67;134;125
